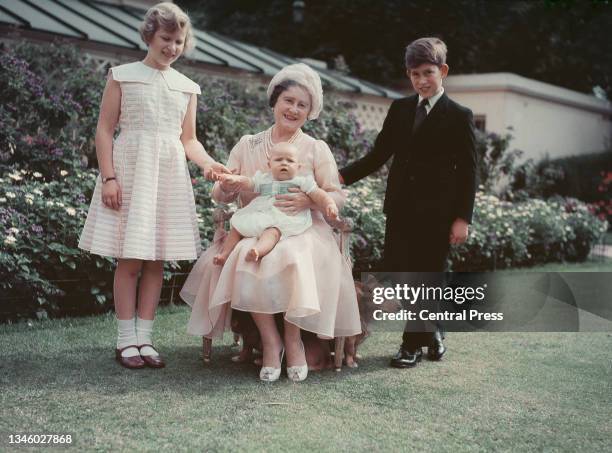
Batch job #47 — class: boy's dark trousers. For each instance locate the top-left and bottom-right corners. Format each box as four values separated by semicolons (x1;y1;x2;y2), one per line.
340;92;477;353
385;212;450;349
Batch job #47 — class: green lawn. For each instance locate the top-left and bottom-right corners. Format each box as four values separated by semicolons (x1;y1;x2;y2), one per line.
1;306;611;452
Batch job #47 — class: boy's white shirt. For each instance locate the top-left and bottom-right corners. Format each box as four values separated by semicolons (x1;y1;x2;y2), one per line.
418;87;444;115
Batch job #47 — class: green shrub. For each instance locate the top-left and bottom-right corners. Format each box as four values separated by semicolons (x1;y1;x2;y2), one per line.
449;193;608;270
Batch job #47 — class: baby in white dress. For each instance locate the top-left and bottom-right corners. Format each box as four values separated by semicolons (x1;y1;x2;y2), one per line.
213;142;339;264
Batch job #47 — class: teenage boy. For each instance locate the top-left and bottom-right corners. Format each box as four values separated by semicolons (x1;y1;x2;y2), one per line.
339;37;477;368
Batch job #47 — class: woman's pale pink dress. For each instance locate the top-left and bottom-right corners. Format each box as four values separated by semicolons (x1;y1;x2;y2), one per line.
180;128;361;339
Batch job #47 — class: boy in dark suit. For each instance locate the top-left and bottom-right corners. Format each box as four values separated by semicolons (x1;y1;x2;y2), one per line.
339;37;477;368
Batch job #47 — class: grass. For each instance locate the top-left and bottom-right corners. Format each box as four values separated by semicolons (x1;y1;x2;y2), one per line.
1;305;611;452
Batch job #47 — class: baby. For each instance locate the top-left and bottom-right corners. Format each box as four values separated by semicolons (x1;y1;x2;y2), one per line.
214;142;339;265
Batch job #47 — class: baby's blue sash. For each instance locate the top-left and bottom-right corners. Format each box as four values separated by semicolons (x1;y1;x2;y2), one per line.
259;182;301;197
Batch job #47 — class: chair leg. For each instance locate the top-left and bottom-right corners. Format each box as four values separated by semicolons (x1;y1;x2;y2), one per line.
202;337;212;364
334;337;345;371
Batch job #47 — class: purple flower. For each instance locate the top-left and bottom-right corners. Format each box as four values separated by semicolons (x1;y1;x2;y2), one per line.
31;224;43;234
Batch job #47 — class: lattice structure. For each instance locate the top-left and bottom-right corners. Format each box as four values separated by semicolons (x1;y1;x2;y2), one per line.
352;99;392;131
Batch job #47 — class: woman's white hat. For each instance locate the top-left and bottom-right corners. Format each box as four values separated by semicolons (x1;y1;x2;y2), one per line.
267;63;324;120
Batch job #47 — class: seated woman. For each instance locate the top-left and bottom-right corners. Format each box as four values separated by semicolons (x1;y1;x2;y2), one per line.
180;63;361;382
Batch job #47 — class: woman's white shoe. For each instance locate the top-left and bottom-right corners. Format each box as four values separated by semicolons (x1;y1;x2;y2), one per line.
259;348;284;382
287;364;308;382
287;341;308;382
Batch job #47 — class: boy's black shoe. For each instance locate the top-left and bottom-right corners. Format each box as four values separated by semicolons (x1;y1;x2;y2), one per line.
390;347;422;368
427;330;446;361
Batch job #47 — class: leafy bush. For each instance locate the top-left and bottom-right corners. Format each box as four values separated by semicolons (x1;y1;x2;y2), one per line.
449;192;608;271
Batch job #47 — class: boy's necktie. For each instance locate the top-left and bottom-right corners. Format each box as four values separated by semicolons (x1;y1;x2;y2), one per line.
412;98;429;132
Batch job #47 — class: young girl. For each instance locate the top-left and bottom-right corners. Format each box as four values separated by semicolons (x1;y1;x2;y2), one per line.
213;141;339;265
78;2;228;369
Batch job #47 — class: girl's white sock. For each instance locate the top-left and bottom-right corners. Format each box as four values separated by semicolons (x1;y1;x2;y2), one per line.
117;317;139;358
136;317;157;357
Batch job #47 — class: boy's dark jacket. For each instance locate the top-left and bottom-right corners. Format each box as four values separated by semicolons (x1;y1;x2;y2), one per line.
340;93;477;226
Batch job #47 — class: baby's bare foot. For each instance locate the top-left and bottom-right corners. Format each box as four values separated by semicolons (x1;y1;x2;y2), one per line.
245;248;260;262
213;254;227;265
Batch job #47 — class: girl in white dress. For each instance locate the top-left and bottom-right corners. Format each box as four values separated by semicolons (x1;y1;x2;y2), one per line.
78;2;228;369
213;142;338;265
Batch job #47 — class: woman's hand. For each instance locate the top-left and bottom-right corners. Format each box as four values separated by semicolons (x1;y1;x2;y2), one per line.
101;180;122;210
202;162;231;181
274;187;312;215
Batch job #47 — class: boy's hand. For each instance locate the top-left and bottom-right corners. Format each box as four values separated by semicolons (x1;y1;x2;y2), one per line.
325;203;339;220
449;218;469;245
203;162;231;181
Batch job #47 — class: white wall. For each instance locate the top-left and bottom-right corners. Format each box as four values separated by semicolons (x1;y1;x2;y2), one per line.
445;73;612;161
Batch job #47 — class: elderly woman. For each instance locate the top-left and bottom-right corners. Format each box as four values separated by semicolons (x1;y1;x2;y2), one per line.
181;64;361;382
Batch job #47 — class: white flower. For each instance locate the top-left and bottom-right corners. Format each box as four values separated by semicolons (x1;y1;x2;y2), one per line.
565;226;572;232
0;178;4;183
65;207;76;216
60;170;68;177
20;169;27;175
25;194;34;200
56;202;65;207
0;197;5;203
4;235;16;245
6;192;16;199
46;201;54;207
8;173;22;181
33;189;43;196
26;199;33;205
9;227;19;234
33;172;42;178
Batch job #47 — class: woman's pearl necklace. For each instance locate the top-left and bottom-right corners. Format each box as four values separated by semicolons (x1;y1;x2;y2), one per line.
264;126;302;158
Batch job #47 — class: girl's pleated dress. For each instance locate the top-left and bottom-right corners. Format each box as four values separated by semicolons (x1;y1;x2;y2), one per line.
79;62;202;261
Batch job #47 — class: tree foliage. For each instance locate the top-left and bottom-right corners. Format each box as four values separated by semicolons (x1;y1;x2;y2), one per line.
178;0;612;97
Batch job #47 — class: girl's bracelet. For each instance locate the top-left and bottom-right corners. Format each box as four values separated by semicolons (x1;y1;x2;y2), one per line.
102;176;116;184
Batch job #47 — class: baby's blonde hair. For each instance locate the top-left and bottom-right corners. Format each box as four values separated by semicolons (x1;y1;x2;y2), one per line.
269;142;299;158
139;2;196;53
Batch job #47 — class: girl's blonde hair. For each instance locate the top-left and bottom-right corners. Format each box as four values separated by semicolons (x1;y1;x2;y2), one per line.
139;2;196;54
